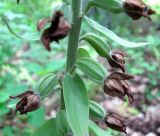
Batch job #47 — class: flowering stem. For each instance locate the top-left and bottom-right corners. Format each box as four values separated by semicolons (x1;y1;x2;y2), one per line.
60;0;82;110
66;0;82;72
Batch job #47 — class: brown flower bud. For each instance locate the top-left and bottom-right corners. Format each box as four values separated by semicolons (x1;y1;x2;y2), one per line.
10;90;41;115
104;72;134;104
105;113;127;134
123;0;155;20
40;11;71;51
107;50;127;72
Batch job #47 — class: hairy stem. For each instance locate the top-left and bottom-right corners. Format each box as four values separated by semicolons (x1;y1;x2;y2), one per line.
61;0;82;110
66;0;82;72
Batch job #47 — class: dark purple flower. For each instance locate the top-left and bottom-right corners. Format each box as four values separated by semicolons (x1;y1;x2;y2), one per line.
10;90;41;115
104;72;134;104
105;113;127;134
40;11;71;51
123;0;155;20
37;17;51;32
107;50;127;72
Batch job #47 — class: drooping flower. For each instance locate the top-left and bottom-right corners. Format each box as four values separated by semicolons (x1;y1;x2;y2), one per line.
104;72;134;104
107;50;127;72
10;90;41;115
123;0;155;20
39;11;71;51
105;113;127;134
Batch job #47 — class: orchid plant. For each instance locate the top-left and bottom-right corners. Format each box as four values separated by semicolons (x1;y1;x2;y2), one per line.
3;0;155;135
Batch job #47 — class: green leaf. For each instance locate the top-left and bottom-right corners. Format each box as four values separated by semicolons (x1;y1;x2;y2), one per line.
80;33;110;57
28;107;45;127
0;103;9;116
7;99;17;109
89;120;111;136
84;0;122;15
63;74;89;136
77;48;91;59
56;110;71;136
76;58;106;84
2;127;13;136
32;118;58;136
1;16;40;41
85;16;149;48
89;100;106;119
0;92;9;103
35;73;58;99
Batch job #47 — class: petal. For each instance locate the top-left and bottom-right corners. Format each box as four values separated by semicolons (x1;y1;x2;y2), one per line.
118;95;126;102
109;72;134;80
104;79;125;97
107;56;125;72
41;28;51;51
122;81;134;104
126;89;134;104
105;113;127;133
108;113;125;122
111;50;128;57
15;97;27;114
49;16;71;41
50;26;70;38
37;17;51;31
23;95;41;114
50;11;63;32
123;0;155;20
10;90;34;99
126;12;142;20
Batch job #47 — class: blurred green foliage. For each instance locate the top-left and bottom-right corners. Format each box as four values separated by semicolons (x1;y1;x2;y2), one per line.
0;0;65;135
0;0;160;135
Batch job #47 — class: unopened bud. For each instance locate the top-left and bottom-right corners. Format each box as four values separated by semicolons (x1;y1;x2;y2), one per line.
107;50;127;72
105;113;127;134
104;72;134;104
122;0;155;20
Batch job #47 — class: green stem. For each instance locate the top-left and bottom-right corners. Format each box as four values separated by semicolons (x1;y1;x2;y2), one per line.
66;0;82;72
61;0;83;110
